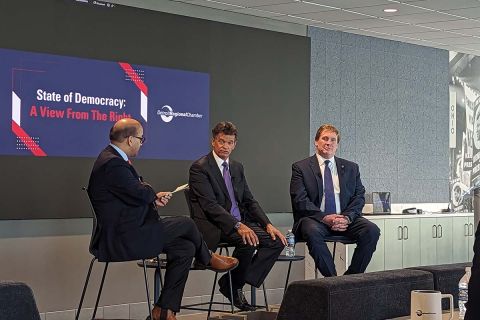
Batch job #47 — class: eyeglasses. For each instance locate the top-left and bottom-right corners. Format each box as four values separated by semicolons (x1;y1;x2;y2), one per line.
132;135;146;144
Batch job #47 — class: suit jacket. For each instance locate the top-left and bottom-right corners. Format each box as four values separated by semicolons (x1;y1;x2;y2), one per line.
188;152;270;249
88;145;164;262
289;155;365;238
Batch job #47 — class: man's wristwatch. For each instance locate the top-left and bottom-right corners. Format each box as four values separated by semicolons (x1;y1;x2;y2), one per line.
234;222;241;230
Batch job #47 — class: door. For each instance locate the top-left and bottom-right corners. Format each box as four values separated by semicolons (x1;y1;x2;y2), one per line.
384;219;403;270
366;219;385;272
469;216;476;262
452;216;469;263
420;217;437;266
436;217;453;264
402;218;420;268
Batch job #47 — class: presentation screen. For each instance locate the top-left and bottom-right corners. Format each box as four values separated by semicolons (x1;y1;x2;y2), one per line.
2;48;209;160
0;0;310;219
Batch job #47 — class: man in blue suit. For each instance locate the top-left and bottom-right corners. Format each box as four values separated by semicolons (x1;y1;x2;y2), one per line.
290;124;380;277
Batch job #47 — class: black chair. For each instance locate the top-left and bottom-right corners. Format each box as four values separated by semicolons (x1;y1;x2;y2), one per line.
315;235;357;278
75;187;157;320
138;242;235;319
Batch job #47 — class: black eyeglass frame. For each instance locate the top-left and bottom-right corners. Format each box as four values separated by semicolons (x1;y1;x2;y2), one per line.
132;135;146;144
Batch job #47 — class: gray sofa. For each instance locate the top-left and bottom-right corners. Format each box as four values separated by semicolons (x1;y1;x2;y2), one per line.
277;263;470;320
0;281;41;320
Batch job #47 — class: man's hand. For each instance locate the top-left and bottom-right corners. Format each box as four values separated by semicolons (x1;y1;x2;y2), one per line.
322;214;349;232
155;192;172;207
266;224;288;246
237;223;259;246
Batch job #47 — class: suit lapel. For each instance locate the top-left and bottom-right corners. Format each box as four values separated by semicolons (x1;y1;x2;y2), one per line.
207;152;229;198
336;156;346;210
309;155;323;203
107;145;140;179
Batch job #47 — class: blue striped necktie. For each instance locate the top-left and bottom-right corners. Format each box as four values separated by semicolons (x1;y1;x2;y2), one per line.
323;160;336;214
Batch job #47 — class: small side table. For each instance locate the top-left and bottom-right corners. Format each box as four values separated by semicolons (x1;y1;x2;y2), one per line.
276;255;306;291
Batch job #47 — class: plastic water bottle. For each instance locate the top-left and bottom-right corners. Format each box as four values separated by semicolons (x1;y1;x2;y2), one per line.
285;229;295;257
459;266;471;319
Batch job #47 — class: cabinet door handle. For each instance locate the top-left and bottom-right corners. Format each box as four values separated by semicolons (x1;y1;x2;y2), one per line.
403;226;408;240
470;223;475;236
438;224;443;238
465;224;469;237
432;225;437;238
398;226;403;240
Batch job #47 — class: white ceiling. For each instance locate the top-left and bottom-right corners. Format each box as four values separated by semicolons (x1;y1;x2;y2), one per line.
169;0;480;55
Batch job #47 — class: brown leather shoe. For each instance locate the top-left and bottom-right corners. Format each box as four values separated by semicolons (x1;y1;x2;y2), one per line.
207;253;239;272
150;305;177;320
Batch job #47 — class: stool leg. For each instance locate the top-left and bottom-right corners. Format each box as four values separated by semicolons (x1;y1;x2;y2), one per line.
262;282;269;311
228;271;234;313
93;262;109;319
284;261;292;292
332;242;337;262
75;257;96;320
208;271;219;319
142;260;153;320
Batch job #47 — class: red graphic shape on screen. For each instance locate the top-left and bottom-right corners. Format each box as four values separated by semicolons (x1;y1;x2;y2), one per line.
11;120;47;156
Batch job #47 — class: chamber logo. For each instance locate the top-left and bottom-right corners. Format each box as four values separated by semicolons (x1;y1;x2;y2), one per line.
157;105;204;123
159;105;173;122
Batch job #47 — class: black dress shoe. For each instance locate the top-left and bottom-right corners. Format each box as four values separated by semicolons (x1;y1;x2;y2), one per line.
218;276;256;312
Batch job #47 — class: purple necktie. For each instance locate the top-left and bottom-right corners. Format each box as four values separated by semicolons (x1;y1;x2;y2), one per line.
222;162;241;221
324;160;336;214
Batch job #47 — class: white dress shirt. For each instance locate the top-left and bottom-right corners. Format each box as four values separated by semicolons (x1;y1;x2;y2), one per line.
316;153;341;214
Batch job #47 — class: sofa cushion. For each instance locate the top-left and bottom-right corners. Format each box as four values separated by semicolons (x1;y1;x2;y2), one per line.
0;281;41;320
409;262;472;309
277;269;434;320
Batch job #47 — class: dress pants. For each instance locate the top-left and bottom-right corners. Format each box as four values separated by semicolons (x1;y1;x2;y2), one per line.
299;216;380;277
466;222;480;320
156;216;211;312
219;222;284;289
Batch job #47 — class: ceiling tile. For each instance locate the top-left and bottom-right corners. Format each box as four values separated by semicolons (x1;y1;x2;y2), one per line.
389;12;461;24
418;19;480;30
346;3;431;17
177;0;246;10
205;0;298;7
328;17;405;29
231;7;285;17
441;7;480;19
398;30;458;39
270;14;322;24
366;24;435;35
249;2;333;15
405;0;480;11
298;9;376;22
446;28;480;36
300;0;392;10
456;43;480;50
427;36;480;45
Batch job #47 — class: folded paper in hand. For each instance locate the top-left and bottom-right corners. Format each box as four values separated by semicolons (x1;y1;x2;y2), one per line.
172;183;189;194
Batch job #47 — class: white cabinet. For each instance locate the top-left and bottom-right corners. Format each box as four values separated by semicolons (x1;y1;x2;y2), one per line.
383;218;420;270
452;216;474;263
419;217;453;265
324;213;473;276
346;219;385;272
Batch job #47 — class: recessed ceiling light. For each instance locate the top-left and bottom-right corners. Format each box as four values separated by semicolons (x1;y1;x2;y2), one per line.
383;8;398;13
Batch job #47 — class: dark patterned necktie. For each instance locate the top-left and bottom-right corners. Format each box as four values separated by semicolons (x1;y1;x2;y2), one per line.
222;162;241;221
324;160;336;214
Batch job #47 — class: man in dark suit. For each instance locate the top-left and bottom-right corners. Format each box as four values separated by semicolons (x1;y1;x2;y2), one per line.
290;124;380;277
88;118;238;320
188;121;286;311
